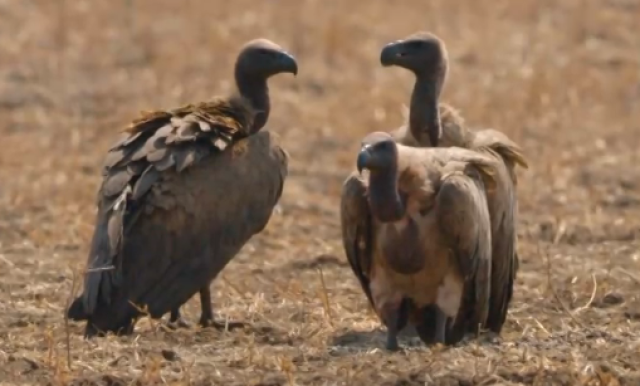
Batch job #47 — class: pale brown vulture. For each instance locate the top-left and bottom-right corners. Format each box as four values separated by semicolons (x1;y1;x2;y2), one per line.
378;31;528;337
66;39;297;337
340;131;498;350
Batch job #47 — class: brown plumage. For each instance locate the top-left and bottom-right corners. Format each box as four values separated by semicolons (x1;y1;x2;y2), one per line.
340;131;497;350
379;31;529;337
67;39;297;337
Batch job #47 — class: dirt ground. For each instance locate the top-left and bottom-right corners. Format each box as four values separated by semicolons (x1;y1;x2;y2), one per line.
1;0;639;385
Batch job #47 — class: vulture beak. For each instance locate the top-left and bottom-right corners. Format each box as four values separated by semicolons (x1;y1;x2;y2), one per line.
280;52;298;76
380;42;403;66
356;145;371;175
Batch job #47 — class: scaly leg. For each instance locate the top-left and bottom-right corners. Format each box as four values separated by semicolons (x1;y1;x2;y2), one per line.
198;286;245;330
167;307;191;329
414;304;439;345
383;298;410;351
433;307;448;344
198;286;214;327
385;311;401;351
166;286;213;329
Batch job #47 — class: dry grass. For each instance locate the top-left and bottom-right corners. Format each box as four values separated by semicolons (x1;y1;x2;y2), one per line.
0;0;639;385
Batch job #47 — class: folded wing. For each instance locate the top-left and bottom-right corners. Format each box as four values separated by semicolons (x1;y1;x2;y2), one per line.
68;97;288;336
340;173;375;310
433;154;495;342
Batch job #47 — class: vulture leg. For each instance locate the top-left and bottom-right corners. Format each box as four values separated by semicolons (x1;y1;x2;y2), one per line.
167;307;191;329
385;321;400;351
432;308;448;344
413;305;439;345
198;286;214;327
166;286;213;329
198;286;246;331
383;298;410;351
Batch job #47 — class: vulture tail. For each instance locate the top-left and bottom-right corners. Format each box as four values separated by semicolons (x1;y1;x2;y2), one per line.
67;296;88;320
68;190;129;321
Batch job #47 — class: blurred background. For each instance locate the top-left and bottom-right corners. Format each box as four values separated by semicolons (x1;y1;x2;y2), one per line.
0;0;639;384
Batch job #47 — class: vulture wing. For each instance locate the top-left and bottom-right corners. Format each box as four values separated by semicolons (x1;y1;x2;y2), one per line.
471;130;528;333
432;152;495;343
68;96;288;336
340;173;376;310
473;129;528;183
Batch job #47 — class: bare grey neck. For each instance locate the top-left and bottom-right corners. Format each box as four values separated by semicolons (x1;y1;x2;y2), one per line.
368;169;405;223
409;73;442;146
235;70;270;133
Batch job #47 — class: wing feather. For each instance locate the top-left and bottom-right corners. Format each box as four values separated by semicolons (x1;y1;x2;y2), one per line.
97;130;286;335
102;167;132;198
470;132;526;333
340;173;375;310
435;159;494;340
72;95;258;326
132;166;161;201
482;160;519;333
473;129;529;181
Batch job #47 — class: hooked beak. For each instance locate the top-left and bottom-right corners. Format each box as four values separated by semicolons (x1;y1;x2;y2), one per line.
280;52;298;76
380;42;403;67
356;146;371;175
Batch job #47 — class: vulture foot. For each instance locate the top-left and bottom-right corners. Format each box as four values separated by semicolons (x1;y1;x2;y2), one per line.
167;309;191;329
382;298;410;351
200;317;246;331
84;319;135;339
386;333;399;351
414;305;440;345
199;315;215;328
198;287;215;328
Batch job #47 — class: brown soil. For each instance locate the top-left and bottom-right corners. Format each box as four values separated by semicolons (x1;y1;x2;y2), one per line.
1;0;639;385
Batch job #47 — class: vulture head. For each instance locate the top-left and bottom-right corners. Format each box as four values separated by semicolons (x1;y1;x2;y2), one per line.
380;31;448;80
236;38;298;79
357;132;406;223
357;132;398;175
380;31;448;147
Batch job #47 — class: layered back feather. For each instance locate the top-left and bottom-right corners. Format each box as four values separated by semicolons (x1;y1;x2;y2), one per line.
76;95;257;318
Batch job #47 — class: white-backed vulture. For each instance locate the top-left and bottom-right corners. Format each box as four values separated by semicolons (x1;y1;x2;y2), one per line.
378;32;529;338
66;39;297;338
340;131;498;350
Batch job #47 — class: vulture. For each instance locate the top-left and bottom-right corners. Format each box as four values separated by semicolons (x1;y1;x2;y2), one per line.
66;39;298;337
376;31;529;338
340;131;498;350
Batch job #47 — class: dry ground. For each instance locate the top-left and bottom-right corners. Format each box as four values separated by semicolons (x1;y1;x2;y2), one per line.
0;0;639;385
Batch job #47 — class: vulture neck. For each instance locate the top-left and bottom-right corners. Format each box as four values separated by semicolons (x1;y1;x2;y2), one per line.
235;72;270;133
409;73;442;146
368;167;406;223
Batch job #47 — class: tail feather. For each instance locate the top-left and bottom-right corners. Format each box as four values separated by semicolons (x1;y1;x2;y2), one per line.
82;203;126;316
67;296;88;321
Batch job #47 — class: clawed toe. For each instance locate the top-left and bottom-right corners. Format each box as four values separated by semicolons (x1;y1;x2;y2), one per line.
168;319;191;329
386;334;400;351
200;317;245;331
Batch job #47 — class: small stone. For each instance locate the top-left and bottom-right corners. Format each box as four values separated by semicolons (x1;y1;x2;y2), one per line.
602;292;625;305
592;292;624;308
161;349;179;361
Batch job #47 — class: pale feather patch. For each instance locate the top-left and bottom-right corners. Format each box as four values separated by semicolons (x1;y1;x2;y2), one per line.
436;274;463;321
